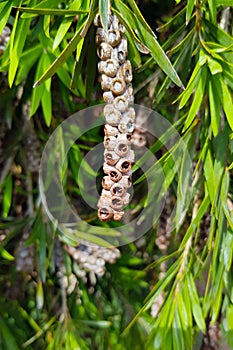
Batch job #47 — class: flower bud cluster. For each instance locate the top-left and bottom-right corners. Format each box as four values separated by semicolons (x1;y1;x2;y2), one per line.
94;13;135;222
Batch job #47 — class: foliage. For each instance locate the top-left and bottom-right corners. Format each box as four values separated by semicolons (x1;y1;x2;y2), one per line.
0;0;233;349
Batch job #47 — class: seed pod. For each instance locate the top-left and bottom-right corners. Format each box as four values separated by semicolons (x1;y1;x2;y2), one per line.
117;60;133;83
103;59;119;77
123;85;134;104
110;183;125;197
97;195;111;209
118;118;135;133
103;91;114;104
122;107;136;121
104;104;122;126
103;163;122;182
104;124;119;137
115;158;132;173
110;15;119;30
122;192;130;205
104;135;117;150
104;150;120;165
133;130;147;147
108;29;121;47
96;27;106;44
118;175;132;188
113;96;129;112
101;74;113;91
117;132;133;144
98;206;114;222
113;210;124;221
97;42;112;60
110;196;124;210
102;176;115;190
98;61;106;74
110;77;126;96
114;140;129;157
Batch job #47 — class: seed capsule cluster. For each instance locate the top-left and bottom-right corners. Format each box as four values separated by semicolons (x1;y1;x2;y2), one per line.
65;241;121;277
16;229;35;274
0;26;10;55
94;13;135;222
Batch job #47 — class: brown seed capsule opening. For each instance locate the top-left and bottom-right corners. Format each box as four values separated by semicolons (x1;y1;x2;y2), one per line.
122;60;133;83
103;91;115;104
113;210;124;221
104;105;122;126
102;176;115;190
114;142;129;157
110;78;126;96
110;196;124;210
101;74;113;91
110;183;125;197
98;207;113;222
118;119;135;133
104;150;120;166
108;29;121;47
109;170;122;182
96;28;107;44
104;124;119;137
113;96;128;112
118;175;132;188
104;136;117;150
116;159;132;173
97;42;112;60
104;59;119;77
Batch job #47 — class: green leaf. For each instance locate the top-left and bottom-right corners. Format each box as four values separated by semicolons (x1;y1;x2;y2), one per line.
186;0;195;24
99;0;110;33
127;0;157;38
14;7;89;16
208;77;221;136
3;174;12;218
178;61;201;108
219;76;233;131
0;0;14;35
183;64;208;132
180;195;210;248
52;17;73;51
9;11;31;86
208;0;217;23
216;0;233;5
187;274;206;333
0;316;20;350
208;57;223;75
0;246;15;261
111;7;150;54
220;230;233;271
33;24;85;87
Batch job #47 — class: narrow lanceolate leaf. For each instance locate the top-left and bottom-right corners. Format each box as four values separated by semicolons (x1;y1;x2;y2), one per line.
9;3;32;86
14;7;89;16
208;77;220;136
216;0;233;5
0;0;14;35
187;274;206;333
186;0;195;24
111;8;150;54
219;76;233;131
178;61;201;108
140;28;184;88
99;0;110;33
114;0;183;87
183;64;207;132
127;0;157;38
33;23;85;87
